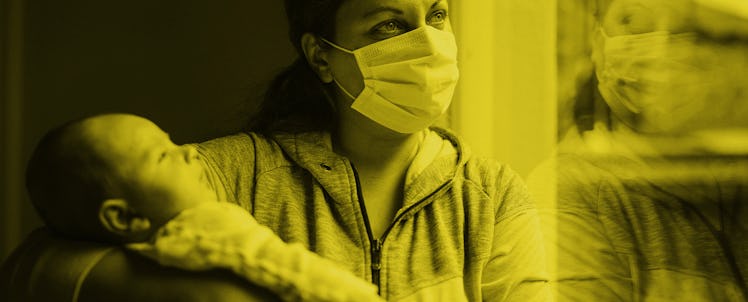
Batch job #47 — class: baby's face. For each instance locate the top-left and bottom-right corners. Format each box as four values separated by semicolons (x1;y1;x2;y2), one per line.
83;114;215;224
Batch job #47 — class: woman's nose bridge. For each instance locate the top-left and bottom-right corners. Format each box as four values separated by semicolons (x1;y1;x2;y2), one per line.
406;2;429;27
412;13;428;29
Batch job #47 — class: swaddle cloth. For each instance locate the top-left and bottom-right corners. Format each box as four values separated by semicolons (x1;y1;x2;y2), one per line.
127;202;383;302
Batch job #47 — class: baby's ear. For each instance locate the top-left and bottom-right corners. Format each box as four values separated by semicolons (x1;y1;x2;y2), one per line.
99;199;151;236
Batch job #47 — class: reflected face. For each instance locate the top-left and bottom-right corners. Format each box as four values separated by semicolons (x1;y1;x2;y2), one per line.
595;0;748;133
601;0;694;36
82;114;214;224
324;0;453;100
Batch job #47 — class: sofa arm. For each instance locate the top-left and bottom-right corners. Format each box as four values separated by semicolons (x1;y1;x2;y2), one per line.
1;228;280;302
0;228;113;302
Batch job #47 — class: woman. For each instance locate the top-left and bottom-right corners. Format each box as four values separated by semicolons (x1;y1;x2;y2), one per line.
1;0;550;301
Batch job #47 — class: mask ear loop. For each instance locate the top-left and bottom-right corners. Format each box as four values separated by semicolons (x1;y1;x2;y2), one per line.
591;23;617;133
311;37;343;113
320;38;355;54
331;78;357;100
319;37;359;101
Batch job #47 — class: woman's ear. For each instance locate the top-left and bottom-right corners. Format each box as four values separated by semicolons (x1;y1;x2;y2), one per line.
301;32;334;83
99;199;152;236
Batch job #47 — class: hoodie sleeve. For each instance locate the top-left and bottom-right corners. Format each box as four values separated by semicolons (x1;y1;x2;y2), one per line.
196;133;258;211
481;165;552;302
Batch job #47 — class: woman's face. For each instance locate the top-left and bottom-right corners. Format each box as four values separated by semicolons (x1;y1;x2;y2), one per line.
325;0;452;103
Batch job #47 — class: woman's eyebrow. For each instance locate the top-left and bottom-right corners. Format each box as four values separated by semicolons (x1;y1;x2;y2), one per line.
363;6;404;18
362;0;445;18
430;0;444;10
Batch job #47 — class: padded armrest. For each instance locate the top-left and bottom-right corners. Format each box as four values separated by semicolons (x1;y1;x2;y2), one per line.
0;228;114;302
1;228;282;302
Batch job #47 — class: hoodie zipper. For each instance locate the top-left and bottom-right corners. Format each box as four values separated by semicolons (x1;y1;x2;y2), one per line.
350;163;452;295
371;238;383;288
351;165;382;292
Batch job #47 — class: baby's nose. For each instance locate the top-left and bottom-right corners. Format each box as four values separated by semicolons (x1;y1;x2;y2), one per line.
182;145;199;162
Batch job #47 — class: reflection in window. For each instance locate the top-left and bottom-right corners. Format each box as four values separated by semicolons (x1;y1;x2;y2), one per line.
530;0;748;301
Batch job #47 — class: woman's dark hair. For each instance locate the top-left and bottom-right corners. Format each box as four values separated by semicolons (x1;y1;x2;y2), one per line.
247;0;345;134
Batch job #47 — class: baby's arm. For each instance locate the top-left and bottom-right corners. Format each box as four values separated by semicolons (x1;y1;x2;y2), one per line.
127;202;384;302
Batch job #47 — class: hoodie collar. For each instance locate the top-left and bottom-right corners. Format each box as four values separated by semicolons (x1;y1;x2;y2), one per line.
270;127;471;207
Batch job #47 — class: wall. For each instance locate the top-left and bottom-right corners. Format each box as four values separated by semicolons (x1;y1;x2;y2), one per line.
1;0;295;262
451;0;557;178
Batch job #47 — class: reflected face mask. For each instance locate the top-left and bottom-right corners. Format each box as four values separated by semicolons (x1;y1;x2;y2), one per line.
592;28;748;133
322;26;459;134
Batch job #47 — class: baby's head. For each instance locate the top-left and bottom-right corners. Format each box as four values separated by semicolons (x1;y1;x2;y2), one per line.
26;113;215;243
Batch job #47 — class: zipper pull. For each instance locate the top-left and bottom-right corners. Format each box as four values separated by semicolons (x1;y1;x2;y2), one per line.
371;239;382;271
371;239;382;290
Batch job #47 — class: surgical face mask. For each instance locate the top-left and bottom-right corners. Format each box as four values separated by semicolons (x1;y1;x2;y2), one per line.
321;26;459;134
592;28;748;134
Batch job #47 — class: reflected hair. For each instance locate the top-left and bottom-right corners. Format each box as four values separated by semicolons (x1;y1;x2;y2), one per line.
247;0;345;133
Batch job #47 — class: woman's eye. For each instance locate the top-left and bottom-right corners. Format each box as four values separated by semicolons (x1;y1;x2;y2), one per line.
372;20;405;37
609;5;655;34
428;10;447;27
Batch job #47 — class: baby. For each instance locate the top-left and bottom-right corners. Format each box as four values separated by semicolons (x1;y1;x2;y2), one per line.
25;113;384;302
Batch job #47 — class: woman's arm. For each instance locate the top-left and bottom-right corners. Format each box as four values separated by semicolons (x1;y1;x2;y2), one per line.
196;133;259;209
481;166;551;302
482;210;551;301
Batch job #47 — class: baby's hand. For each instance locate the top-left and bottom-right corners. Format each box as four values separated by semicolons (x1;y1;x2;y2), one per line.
128;202;387;302
291;247;385;302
